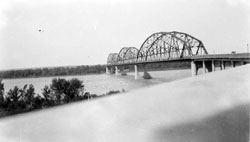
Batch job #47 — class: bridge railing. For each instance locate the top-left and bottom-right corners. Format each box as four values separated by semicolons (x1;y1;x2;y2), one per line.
107;53;250;66
192;53;250;59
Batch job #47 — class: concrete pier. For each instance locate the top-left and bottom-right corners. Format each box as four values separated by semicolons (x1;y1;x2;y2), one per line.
231;60;235;68
191;60;197;77
134;65;139;80
212;60;215;71
221;61;225;70
115;66;119;76
106;67;110;74
202;60;206;74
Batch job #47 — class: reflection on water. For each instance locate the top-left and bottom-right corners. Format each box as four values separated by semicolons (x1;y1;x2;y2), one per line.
2;69;191;95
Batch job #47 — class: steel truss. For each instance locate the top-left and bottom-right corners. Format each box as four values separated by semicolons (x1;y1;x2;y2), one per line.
107;31;207;65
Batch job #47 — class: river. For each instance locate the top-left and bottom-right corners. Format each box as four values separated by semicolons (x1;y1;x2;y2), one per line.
2;69;191;95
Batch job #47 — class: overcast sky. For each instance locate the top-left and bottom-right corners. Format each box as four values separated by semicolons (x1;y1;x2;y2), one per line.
0;0;249;70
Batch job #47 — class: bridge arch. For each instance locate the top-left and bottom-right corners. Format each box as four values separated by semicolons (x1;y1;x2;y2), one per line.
137;31;207;62
118;47;130;63
123;47;138;63
107;53;119;65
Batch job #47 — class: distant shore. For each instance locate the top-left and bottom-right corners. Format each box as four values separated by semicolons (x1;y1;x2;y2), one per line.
0;62;190;79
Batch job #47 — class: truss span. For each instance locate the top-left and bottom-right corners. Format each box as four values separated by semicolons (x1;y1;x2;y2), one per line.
107;31;208;65
117;47;138;64
107;53;119;65
137;31;207;62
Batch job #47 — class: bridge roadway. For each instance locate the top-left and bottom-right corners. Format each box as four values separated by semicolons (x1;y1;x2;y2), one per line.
106;53;250;79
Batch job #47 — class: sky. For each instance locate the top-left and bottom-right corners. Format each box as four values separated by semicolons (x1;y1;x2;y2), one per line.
0;0;249;70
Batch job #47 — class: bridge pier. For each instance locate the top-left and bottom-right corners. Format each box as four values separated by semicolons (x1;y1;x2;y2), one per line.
231;60;235;68
134;65;139;80
191;60;197;76
220;61;225;70
115;66;119;76
120;66;127;76
212;60;215;71
202;60;206;74
142;64;152;79
106;67;111;74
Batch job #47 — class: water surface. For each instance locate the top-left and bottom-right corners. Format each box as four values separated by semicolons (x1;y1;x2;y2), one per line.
2;69;191;95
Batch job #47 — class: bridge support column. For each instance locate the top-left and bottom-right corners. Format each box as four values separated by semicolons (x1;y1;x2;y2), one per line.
220;61;225;70
115;66;119;76
191;60;197;76
134;65;139;80
106;67;110;74
202;60;206;74
142;64;152;79
231;60;235;68
212;60;215;72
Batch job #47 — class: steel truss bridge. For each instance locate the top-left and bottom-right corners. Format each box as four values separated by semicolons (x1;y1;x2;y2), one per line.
106;31;250;79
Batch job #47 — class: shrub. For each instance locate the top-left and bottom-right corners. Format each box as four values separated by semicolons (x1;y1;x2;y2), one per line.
0;80;4;107
50;78;85;103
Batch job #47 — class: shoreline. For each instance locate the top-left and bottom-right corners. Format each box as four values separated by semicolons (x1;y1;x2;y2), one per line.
1;67;189;80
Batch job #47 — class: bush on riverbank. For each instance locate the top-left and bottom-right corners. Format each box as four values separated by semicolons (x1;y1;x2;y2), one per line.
0;78;123;118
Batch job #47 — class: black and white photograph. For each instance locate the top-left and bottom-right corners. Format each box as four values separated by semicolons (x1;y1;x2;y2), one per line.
0;0;249;141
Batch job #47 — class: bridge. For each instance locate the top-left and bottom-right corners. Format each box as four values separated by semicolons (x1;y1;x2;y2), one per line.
106;31;250;79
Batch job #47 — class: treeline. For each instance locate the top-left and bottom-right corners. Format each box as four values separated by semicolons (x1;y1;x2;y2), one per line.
0;78;121;117
0;65;106;79
0;62;190;79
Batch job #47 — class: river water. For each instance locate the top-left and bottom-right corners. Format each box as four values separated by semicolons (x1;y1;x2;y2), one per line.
2;69;191;95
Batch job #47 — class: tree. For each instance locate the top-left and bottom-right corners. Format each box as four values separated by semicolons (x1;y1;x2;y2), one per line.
50;78;68;103
26;85;35;104
6;86;22;111
7;86;21;103
42;85;51;101
41;85;54;107
0;80;5;107
67;78;84;100
50;78;85;103
32;95;43;109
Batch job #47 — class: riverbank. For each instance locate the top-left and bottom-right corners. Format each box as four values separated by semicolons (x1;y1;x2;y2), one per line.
0;64;249;142
0;62;190;79
0;77;124;118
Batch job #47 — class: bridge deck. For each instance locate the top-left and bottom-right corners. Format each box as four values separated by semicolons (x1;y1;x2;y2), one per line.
107;53;250;67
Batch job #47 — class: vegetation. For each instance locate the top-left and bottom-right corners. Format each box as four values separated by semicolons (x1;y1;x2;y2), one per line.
0;78;123;118
0;62;190;79
0;64;106;79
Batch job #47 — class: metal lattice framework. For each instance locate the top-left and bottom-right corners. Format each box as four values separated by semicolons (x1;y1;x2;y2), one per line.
118;47;130;64
107;31;207;65
117;47;138;64
107;53;119;65
137;31;207;62
123;47;138;63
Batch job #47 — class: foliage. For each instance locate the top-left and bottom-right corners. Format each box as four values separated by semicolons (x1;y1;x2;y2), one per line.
0;65;106;79
0;77;122;117
50;78;84;103
0;80;4;102
0;80;4;108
